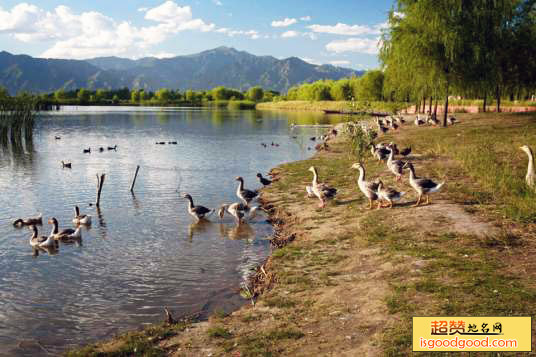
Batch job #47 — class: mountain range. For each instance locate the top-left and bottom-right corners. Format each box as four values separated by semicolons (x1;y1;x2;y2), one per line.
0;47;362;94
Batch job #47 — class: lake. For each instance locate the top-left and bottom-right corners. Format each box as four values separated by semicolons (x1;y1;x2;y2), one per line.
0;106;338;356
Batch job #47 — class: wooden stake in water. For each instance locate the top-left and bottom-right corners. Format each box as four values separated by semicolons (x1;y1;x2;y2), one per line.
130;165;140;193
96;173;105;207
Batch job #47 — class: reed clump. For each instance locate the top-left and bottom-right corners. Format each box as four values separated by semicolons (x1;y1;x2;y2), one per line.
0;92;37;150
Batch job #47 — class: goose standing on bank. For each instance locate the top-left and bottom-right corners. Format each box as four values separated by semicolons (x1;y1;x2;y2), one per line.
520;145;535;188
256;173;272;186
13;213;42;227
404;162;445;206
235;177;258;206
351;163;380;209
308;166;337;208
376;180;406;208
73;205;92;225
387;149;406;181
182;193;214;221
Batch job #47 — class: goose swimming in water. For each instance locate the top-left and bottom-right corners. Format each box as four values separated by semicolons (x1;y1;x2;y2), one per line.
182;193;214;221
107;145;117;151
48;217;77;240
13;213;42;227
235;177;258;206
61;160;72;168
308;166;337;208
218;203;245;224
73;205;92;225
29;225;57;248
256;173;272;186
403;162;445;206
83;148;91;154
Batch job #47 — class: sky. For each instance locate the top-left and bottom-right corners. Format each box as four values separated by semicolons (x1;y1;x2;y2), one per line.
0;0;395;70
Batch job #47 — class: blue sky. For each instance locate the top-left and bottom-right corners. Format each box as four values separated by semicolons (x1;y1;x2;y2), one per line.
0;0;394;69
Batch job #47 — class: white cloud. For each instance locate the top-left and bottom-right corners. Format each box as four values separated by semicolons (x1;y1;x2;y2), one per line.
271;17;297;27
300;57;321;65
302;32;317;40
308;22;384;36
325;37;380;55
212;0;223;6
216;28;259;39
329;60;350;66
138;7;148;12
0;1;227;59
300;16;311;21
281;30;299;38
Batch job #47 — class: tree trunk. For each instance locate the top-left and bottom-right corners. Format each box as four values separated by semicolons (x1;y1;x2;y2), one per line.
422;95;427;113
443;79;449;127
496;84;501;113
434;99;438;117
429;96;433;114
482;93;487;113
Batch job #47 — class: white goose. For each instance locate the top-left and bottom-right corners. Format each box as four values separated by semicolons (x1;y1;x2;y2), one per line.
376;180;406;208
308;166;337;208
29;225;56;248
351;163;380;209
520;145;535;188
404;162;445;206
235;177;258;206
73;205;92;225
387;149;406;181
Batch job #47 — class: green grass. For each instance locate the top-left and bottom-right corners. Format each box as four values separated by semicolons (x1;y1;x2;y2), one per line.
207;326;232;339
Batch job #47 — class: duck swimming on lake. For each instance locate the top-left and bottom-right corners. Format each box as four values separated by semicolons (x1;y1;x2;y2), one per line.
73;205;92;225
256;173;272;186
13;213;42;227
182;193;214;221
404;162;445;206
235;177;258;206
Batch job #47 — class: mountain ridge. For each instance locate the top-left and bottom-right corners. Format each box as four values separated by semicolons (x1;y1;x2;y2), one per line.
0;47;363;94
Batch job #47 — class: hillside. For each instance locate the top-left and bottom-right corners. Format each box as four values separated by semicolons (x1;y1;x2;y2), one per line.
0;47;362;94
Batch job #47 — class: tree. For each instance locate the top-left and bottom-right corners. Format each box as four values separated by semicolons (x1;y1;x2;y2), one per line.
330;79;352;101
155;88;171;102
77;88;90;103
131;90;140;103
356;71;384;101
54;89;67;101
247;86;264;101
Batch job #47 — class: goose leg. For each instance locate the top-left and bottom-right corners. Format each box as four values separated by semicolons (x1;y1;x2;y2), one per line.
414;194;421;207
426;195;430;205
376;199;382;210
389;199;393;208
368;198;373;210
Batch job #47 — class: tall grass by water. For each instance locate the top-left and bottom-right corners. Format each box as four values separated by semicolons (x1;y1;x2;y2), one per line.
0;94;37;152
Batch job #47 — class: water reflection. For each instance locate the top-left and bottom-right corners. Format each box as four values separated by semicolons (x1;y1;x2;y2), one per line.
219;223;255;241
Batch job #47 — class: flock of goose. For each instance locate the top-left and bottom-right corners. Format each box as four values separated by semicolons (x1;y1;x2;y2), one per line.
13;172;272;253
183;174;272;224
305;113;451;209
13;206;91;253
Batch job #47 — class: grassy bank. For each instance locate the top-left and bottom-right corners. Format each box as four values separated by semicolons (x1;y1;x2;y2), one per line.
68;112;536;356
256;100;405;113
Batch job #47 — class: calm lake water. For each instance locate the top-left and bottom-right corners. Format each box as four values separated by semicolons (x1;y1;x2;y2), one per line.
0;106;339;356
